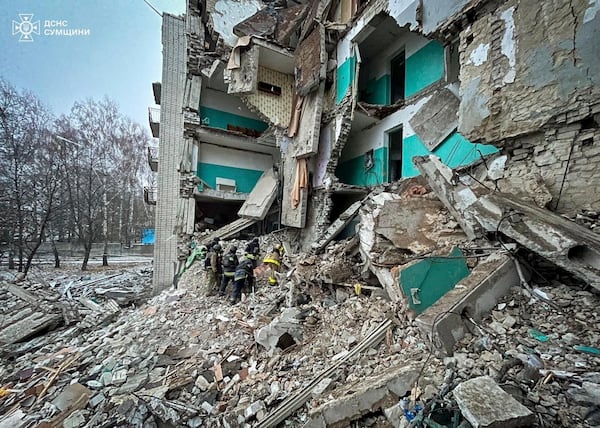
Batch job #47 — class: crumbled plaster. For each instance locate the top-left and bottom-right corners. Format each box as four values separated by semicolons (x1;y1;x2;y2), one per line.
500;6;516;84
458;76;490;136
468;43;489;66
213;0;261;47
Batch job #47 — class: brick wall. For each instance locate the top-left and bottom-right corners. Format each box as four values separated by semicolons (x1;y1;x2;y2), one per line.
153;14;187;293
502;106;600;214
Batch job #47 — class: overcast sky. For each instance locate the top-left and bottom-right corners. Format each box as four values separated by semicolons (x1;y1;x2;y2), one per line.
0;0;186;132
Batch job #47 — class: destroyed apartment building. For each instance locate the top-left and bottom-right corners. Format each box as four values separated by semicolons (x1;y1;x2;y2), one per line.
148;0;600;295
2;0;600;426
52;0;598;425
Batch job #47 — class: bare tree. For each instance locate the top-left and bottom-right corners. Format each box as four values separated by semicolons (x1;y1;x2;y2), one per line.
0;78;57;275
58;98;151;270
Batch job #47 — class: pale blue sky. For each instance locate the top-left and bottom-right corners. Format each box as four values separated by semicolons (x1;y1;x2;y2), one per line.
0;0;185;130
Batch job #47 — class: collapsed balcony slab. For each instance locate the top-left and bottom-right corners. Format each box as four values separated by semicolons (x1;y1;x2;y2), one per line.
414;155;600;291
414;252;523;356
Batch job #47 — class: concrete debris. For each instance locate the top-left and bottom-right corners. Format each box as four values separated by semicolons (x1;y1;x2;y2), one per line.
415;252;524;356
1;229;600;428
414;154;600;291
254;307;304;352
5;166;600;428
453;376;535;428
307;364;421;428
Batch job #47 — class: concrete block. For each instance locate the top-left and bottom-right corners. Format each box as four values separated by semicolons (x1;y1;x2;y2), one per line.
415;252;522;356
308;364;418;428
111;369;128;385
453;376;535;428
254;308;304;352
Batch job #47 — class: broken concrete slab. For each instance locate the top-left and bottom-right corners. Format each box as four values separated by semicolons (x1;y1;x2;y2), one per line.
0;310;62;345
409;89;460;151
306;364;419;428
415;252;523;356
238;168;278;220
255;308;304;352
453;376;535;428
412;155;481;240
414;154;600;291
201;217;258;244
475;193;600;291
357;187;467;303
311;200;362;253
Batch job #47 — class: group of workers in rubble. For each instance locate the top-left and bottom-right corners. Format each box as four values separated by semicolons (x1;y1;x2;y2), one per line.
199;237;284;304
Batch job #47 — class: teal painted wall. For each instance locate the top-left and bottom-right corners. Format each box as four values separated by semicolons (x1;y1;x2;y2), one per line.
363;75;390;105
336;56;356;104
402;132;499;178
336;146;388;186
405;41;445;98
197;162;264;194
199;106;268;133
400;247;470;314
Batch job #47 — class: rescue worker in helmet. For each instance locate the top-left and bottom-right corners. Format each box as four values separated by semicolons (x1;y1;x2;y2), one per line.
219;245;239;297
263;244;284;285
247;237;260;255
231;258;255;304
243;239;260;267
205;243;222;294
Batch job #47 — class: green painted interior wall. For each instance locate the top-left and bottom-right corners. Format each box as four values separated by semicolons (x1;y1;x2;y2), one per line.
197;162;264;194
402;132;499;178
400;247;470;314
405;41;445;98
362;75;390;105
336;56;356;104
199;106;268;132
336;146;388;186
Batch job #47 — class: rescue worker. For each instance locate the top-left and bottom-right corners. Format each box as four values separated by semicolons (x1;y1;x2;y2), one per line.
231;258;255;304
219;245;239;296
263;244;283;285
247;238;260;256
243;243;259;268
205;243;222;295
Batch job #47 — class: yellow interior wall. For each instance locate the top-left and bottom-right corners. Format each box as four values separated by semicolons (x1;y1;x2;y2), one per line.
244;66;294;128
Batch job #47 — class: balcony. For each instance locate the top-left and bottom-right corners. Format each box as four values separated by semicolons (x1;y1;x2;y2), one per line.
152;82;161;105
147;146;158;172
148;107;160;138
144;186;157;205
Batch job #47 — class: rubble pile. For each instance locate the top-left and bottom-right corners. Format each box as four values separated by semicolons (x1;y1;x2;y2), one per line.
1;247;599;427
0;265;152;357
0;261;442;427
3;157;600;427
436;280;600;427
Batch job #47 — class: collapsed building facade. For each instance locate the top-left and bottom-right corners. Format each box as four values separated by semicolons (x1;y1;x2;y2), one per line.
149;0;600;299
3;1;600;427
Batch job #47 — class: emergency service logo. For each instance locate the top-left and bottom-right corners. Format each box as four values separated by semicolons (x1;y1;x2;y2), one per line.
12;14;40;42
11;13;90;42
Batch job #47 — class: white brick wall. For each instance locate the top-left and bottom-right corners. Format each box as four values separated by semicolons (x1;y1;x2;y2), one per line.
152;14;186;293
